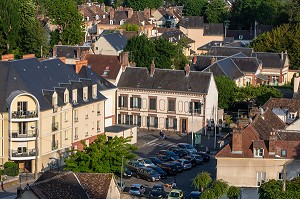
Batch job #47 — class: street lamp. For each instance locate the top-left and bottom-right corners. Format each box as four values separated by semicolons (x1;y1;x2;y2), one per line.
120;155;124;193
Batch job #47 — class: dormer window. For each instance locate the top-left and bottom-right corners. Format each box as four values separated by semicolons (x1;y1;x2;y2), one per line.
254;148;264;157
52;93;57;106
110;20;113;25
83;87;88;101
64;90;69;104
281;150;287;157
92;84;97;99
288;113;295;120
72;89;77;104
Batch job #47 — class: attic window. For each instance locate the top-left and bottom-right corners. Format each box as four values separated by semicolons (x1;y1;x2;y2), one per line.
83;87;88;101
288;113;295;119
110;20;113;25
72;89;78;104
281;150;287;157
239;35;243;40
92;84;97;99
52;95;57;106
254;148;264;157
64;93;69;103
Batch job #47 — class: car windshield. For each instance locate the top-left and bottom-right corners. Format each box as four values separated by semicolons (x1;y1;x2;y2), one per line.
148;170;157;175
153;167;164;173
144;159;152;164
186;145;194;149
170;192;179;197
152;187;162;191
137;162;144;167
130;187;140;191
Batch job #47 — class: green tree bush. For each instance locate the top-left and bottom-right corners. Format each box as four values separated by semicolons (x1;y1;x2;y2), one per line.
3;162;18;176
211;180;229;198
214;76;238;109
204;0;228;23
227;186;241;199
124;0;163;10
192;172;212;192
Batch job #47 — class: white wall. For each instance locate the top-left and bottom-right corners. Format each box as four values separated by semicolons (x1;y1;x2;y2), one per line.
205;74;219;126
94;37;118;55
101;88;117;127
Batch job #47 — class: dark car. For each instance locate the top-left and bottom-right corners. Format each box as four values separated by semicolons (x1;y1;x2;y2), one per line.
149;166;168;179
127;161;145;172
148;157;164;165
129;184;146;196
123;166;132;178
136;167;161;182
198;146;210;154
168;161;184;172
149;184;166;198
188;191;201;199
193;152;210;162
189;154;204;165
158;163;178;175
168;147;189;158
157;150;180;160
184;156;197;167
156;155;173;162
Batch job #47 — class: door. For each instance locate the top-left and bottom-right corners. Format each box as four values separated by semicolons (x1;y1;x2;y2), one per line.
17;101;27;115
181;118;187;133
18;122;27;134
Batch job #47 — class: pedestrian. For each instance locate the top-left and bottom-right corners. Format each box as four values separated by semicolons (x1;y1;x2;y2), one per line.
172;177;177;188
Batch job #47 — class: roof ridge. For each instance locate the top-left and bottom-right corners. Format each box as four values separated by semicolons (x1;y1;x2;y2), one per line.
31;171;73;187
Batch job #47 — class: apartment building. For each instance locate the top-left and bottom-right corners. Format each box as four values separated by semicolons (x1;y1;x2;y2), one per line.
0;54;116;173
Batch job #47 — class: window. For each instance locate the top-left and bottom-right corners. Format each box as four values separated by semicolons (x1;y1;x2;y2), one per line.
96;47;98;50
97;103;101;115
75;127;78;139
281;150;287;157
239;35;243;40
74;110;78;122
64;93;68;103
149;98;157;111
189;101;202;114
110;20;113;25
278;173;283;180
257;172;266;186
72;89;77;104
118;114;129;125
118;96;128;108
166;118;177;129
64;130;68;140
18;147;27;154
254;148;264;157
132;115;142;126
83;87;88;101
85;107;89;119
65;112;68;122
288;113;295;120
147;116;158;128
168;99;175;112
92;84;97;99
97;121;100;132
130;97;142;109
17;101;27;113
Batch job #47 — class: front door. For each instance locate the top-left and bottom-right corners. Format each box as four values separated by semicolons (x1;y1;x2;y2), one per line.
181;118;187;133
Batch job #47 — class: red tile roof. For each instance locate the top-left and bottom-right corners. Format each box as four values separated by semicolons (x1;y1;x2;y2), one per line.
263;98;300;112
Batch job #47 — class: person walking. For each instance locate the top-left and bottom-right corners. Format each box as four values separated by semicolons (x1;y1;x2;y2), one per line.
172;177;177;188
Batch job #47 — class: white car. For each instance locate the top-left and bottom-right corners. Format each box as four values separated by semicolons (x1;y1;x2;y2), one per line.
177;143;197;153
137;158;156;167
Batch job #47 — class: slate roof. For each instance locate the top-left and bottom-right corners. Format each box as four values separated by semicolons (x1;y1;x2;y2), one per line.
226;30;254;40
209;46;254;57
231;57;260;73
117;67;213;94
122;31;139;40
180;16;204;28
102;32;127;52
191;55;226;71
203;23;224;35
23;171;115;199
160;30;194;44
0;58;115;112
252;52;288;69
263;98;300;113
85;54;121;80
197;41;223;50
105;124;135;133
54;45;91;58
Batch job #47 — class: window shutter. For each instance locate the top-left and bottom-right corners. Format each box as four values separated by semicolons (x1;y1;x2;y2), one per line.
154;117;158;128
138;116;141;126
130;97;133;108
174;118;177;130
147;116;150;127
118;96;121;107
118;114;121;124
199;103;202;114
166;118;169;129
124;97;128;108
138;98;142;109
125;115;129;125
189;102;193;113
129;115;133;125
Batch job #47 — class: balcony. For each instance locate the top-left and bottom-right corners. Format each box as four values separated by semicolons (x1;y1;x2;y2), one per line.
11;149;37;160
52;122;59;131
11;130;36;141
11;110;38;120
52;140;58;150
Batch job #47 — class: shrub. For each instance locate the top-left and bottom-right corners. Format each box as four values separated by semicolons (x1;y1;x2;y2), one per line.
227;186;241;199
3;162;18;176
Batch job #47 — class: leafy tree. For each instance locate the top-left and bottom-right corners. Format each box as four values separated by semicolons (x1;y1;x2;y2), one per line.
211;179;229;198
214;76;238;109
192;172;212;192
200;188;215;199
204;0;228;23
65;135;137;173
3;162;18;176
153;37;177;69
227;186;241;199
121;23;139;32
124;0;163;10
258;179;283;199
182;0;208;16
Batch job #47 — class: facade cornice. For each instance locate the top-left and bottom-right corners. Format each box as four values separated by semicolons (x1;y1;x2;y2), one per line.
118;88;206;97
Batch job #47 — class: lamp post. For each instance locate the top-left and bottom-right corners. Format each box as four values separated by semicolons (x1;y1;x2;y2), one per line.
120;155;124;193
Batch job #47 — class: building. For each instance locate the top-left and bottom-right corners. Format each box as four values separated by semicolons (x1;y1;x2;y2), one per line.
216;109;300;187
52;45;92;64
116;61;218;134
17;171;120;199
93;32;127;55
0;54;116;173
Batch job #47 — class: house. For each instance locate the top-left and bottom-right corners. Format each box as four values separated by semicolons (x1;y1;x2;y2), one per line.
52;45;92;64
151;8;178;28
116;61;218;134
94;32;127;55
179;16;224;54
105;124;137;144
17;171;120;199
216;109;300;187
0;54;116;173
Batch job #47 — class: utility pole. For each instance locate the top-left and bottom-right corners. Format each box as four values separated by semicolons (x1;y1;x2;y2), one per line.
214;107;217;148
283;161;287;192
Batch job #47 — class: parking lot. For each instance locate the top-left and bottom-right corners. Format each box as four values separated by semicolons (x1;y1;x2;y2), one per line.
120;130;218;198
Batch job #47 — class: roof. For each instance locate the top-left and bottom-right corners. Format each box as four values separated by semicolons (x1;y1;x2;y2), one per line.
226;30;254;40
203;23;224;35
126;11;151;26
23;171;115;199
160;30;194;44
263;98;300;113
85;54;121;80
117;67;213;94
252;52;288;69
180;16;204;28
191;55;226;71
105;124;135;133
54;45;91;58
231;57;260;73
197;41;223;50
102;32;127;52
122;31;139;40
209;46;253;57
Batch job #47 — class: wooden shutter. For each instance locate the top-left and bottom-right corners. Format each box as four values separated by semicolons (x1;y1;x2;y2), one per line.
118;96;121;107
129;115;133;125
166;118;169;129
130;97;133;108
138;98;142;109
154;117;158;128
138;116;141;126
147;116;150;127
118;114;121;124
189;102;193;113
174;118;177;130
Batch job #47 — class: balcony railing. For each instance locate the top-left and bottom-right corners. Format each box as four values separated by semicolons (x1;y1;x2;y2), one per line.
11;111;38;119
52;122;58;131
11;130;36;138
11;149;37;157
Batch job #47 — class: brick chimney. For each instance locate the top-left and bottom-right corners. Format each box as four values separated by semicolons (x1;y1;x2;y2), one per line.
268;131;277;155
110;8;115;20
120;51;129;72
232;127;243;154
127;8;133;18
150;59;155;77
22;54;35;59
294;73;300;93
185;64;190;77
192;56;197;64
58;57;66;63
144;8;150;19
1;54;14;61
75;60;88;74
100;3;105;12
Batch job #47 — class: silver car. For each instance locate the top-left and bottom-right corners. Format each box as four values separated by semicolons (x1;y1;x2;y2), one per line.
176;159;192;170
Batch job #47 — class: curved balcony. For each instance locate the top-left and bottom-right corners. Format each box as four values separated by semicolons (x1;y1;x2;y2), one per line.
11;110;39;122
10;149;37;160
10;130;37;141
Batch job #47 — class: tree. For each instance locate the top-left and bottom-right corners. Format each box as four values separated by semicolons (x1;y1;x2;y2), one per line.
121;23;139;32
64;135;137;173
192;172;212;192
200;188;215;199
204;0;228;23
211;180;229;198
124;0;163;10
227;186;241;199
182;0;207;16
214;76;238;109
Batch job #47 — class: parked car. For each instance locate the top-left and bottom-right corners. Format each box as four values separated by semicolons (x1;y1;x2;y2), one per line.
148;157;164;165
176;159;192;170
189;154;204;164
168;189;184;199
177;143;197;153
156;155;173;162
123;166;132;178
184;156;197;167
137;158;156;167
157;150;180;160
168;161;184;172
127;161;145;172
117;180;126;191
158;163;178;175
136;167;161;182
129;184;146;196
198;146;210;154
168;147;189;157
192;152;210;162
149;166;168;179
149;184;166;198
188;191;201;199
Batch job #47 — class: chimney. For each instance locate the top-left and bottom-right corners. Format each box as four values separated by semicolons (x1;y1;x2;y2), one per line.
294;73;300;93
22;54;35;59
144;8;150;19
268;131;277;155
58;57;66;63
127;8;133;18
210;57;216;65
281;51;284;60
110;8;114;20
192;56;197;64
232;127;243;154
120;51;129;72
185;64;190;77
150;59;155;77
100;3;105;12
1;54;14;61
75;60;88;74
53;45;57;57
